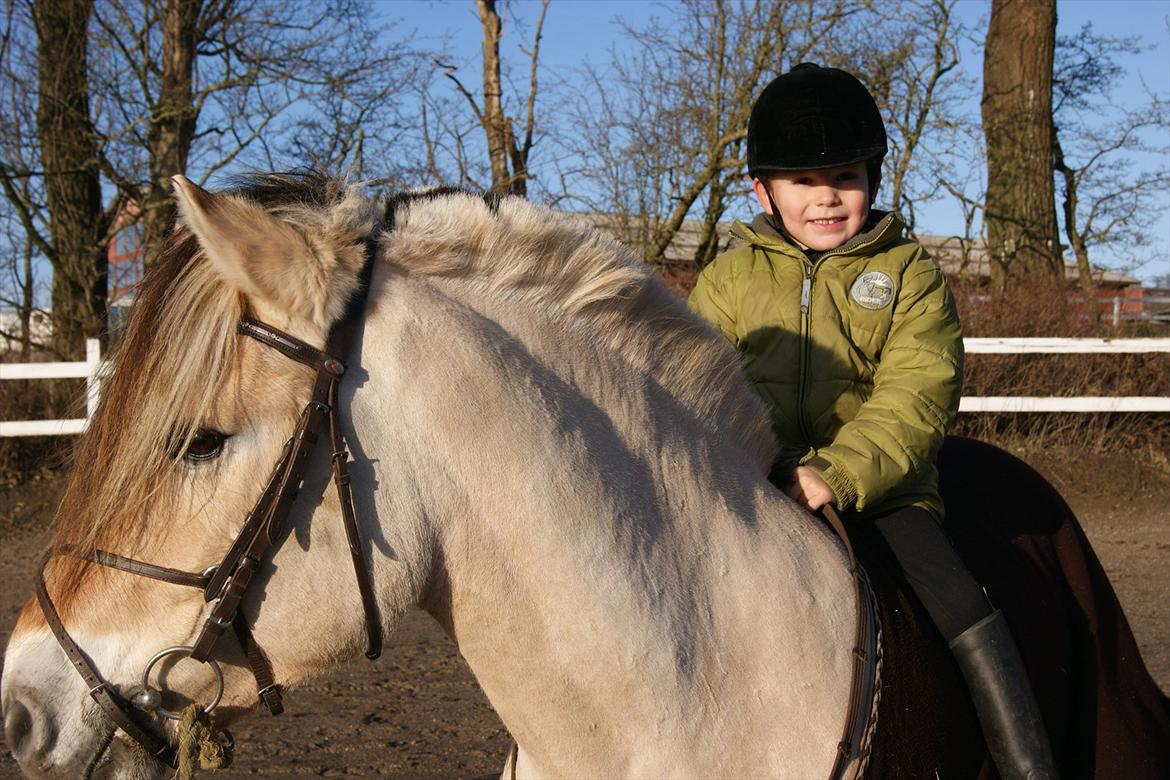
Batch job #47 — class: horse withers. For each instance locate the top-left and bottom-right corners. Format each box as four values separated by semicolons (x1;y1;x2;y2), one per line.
2;172;1166;778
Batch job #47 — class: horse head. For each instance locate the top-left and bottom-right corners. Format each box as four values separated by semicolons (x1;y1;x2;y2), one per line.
3;172;859;779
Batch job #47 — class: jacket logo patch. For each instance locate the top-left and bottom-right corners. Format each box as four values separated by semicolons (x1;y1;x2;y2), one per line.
850;271;895;310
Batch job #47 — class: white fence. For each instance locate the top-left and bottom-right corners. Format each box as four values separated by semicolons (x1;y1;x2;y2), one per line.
1;339;103;437
960;338;1170;413
1;338;1168;437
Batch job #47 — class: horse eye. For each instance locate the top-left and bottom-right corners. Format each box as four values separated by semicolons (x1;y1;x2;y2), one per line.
184;429;228;462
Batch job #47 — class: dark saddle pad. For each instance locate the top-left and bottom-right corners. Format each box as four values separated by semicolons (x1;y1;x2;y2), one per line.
850;436;1170;779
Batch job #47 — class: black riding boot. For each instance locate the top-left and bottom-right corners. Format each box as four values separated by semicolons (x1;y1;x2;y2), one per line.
949;610;1058;780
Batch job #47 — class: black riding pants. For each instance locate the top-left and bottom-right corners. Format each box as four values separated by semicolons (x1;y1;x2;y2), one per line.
869;505;991;643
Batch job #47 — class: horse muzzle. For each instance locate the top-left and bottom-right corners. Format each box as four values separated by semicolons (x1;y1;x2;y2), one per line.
4;688;175;780
2;630;176;780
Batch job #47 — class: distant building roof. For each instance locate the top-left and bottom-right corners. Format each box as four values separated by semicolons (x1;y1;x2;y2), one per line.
576;212;1140;289
0;309;52;352
917;235;1140;289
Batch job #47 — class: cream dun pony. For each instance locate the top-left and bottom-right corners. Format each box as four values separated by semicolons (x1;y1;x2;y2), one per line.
2;173;861;779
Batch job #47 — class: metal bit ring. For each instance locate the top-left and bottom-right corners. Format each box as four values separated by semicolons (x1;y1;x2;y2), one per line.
136;646;224;720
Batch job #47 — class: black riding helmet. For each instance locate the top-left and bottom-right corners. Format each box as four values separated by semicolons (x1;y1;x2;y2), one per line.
747;63;887;176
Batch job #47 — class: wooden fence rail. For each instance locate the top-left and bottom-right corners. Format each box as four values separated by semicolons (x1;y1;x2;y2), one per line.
2;338;1168;437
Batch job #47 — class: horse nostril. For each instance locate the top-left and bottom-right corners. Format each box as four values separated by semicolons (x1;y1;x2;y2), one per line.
4;698;35;759
4;693;56;768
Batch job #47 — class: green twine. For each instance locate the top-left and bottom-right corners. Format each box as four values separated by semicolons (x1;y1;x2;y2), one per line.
173;704;232;780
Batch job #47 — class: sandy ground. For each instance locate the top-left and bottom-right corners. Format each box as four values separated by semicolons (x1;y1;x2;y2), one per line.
1;448;1167;779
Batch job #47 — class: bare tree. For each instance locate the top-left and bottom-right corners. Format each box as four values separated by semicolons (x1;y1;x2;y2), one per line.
1051;24;1170;300
938;144;988;280
139;0;199;261
566;0;865;266
0;216;40;358
564;0;966;269
981;0;1061;286
0;2;48;356
89;0;421;262
437;0;548;197
850;0;968;233
0;0;423;359
408;81;490;190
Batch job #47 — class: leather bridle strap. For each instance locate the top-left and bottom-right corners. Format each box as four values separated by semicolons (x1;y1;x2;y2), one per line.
35;245;381;766
189;254;382;671
86;548;213;589
189;377;334;666
326;377;384;659
35;559;178;767
36;547;257;765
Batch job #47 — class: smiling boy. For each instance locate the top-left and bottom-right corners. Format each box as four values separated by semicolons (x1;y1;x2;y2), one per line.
689;63;1056;779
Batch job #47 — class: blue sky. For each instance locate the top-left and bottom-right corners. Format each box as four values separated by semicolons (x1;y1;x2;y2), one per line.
379;0;1170;281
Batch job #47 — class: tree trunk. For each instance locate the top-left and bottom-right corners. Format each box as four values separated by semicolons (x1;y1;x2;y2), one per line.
694;177;728;269
471;0;545;198
33;0;109;359
19;243;34;359
476;0;511;194
1053;133;1097;314
142;0;201;264
981;0;1061;288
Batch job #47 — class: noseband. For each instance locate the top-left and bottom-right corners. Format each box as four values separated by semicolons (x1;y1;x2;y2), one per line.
35;249;382;768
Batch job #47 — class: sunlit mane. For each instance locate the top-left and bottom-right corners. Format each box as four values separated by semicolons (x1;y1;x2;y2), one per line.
385;192;776;468
51;232;241;569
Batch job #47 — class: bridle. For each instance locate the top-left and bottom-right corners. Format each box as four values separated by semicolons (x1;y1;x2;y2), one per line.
35;244;382;768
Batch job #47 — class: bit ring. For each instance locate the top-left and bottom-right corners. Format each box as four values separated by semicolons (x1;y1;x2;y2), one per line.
137;646;224;720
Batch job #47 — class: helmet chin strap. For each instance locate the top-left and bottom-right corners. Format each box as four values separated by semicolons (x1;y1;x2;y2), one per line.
868;165;882;206
763;187;783;225
761;186;804;249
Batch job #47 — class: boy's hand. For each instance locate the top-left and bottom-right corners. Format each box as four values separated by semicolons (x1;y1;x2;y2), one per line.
786;466;837;513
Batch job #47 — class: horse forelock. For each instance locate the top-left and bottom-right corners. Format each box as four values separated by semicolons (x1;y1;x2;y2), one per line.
47;236;240;592
384;192;777;471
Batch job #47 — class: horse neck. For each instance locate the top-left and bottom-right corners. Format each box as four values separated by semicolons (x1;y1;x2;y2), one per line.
357;271;859;774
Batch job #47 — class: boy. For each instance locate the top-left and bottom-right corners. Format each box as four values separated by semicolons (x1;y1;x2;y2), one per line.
689;63;1055;779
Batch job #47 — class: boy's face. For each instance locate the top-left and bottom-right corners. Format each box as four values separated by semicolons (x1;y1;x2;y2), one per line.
754;163;870;251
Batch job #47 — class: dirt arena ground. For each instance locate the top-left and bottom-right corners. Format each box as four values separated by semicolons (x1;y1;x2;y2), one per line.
1;447;1167;778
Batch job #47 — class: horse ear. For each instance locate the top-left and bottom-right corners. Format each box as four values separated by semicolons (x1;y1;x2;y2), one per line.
170;175;336;327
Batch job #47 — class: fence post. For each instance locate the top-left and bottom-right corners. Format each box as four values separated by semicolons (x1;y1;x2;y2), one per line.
85;339;102;425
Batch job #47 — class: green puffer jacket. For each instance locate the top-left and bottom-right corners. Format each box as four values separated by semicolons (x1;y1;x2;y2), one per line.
688;211;963;520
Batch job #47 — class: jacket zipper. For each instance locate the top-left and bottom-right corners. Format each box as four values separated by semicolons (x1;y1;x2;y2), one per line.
767;213;897;456
796;261;814;445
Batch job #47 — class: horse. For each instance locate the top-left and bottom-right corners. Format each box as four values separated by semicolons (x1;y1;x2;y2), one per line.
1;172;1166;779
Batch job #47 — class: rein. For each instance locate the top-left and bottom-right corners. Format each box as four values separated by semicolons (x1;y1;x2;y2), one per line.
36;246;382;769
820;504;882;780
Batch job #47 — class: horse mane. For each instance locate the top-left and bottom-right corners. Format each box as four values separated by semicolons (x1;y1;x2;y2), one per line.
384;192;777;470
51;173;775;583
